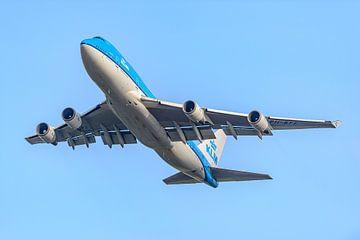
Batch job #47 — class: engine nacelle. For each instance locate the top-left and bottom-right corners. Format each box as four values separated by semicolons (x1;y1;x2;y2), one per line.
182;100;207;123
62;107;82;129
36;122;56;144
247;110;271;134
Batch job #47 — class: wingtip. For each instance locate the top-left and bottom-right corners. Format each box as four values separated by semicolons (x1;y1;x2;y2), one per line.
331;120;342;128
25;136;34;144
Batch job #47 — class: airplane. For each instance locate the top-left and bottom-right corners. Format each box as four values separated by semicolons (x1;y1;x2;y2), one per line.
25;36;341;188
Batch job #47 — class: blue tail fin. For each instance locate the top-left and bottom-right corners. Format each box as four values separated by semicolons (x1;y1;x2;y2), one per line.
197;130;227;166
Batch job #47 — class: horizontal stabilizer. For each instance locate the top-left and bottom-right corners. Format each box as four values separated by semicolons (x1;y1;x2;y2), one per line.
163;172;200;185
211;167;272;182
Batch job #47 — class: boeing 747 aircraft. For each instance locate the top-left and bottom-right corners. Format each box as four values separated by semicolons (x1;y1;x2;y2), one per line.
25;36;341;188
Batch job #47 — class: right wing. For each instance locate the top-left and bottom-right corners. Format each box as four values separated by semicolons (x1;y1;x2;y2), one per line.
141;97;340;140
25;101;137;148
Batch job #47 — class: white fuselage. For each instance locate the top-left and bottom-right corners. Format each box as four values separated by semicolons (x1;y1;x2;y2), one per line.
80;44;206;182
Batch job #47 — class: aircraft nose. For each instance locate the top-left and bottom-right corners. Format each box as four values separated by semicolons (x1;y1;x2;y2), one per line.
80;37;101;63
80;42;102;81
80;43;92;63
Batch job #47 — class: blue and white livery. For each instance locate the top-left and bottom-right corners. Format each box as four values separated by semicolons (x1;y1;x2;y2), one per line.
26;37;341;188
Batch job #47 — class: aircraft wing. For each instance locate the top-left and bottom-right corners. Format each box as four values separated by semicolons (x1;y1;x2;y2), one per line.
141;97;341;140
25;100;218;148
25;97;341;148
25;101;137;148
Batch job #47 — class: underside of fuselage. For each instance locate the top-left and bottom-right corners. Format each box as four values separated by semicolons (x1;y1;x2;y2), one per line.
80;38;215;187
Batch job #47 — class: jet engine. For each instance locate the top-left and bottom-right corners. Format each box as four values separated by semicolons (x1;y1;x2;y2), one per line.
62;107;82;129
36;122;56;144
247;110;272;134
182;100;207;123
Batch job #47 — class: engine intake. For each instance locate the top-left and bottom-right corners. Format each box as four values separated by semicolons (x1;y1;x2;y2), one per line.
36;122;56;144
62;107;82;129
247;110;272;134
183;100;207;123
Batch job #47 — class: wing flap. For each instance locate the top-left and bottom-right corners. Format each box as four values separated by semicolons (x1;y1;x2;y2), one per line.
68;134;96;147
107;131;137;145
166;126;216;142
222;127;273;137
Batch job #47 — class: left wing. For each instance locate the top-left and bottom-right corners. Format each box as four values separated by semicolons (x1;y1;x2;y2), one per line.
25;100;219;148
25;101;137;148
141;97;341;140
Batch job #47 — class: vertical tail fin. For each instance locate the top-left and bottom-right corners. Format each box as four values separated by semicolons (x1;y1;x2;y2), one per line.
197;130;227;166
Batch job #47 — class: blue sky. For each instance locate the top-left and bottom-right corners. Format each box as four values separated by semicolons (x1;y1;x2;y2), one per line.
0;1;359;239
